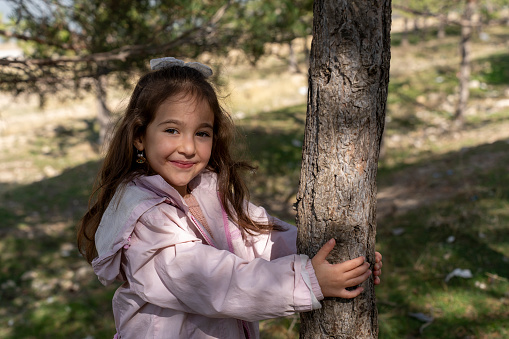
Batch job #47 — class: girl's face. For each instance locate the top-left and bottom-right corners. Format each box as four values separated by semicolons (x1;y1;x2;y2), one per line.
134;94;214;196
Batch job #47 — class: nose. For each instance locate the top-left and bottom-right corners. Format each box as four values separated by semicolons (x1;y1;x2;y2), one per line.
178;135;196;156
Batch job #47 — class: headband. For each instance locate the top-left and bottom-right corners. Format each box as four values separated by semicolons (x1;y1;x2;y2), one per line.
149;57;213;78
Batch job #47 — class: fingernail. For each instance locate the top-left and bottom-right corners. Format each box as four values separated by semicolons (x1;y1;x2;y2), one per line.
329;238;335;245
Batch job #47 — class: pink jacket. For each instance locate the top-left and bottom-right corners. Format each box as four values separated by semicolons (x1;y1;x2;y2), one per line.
92;171;323;339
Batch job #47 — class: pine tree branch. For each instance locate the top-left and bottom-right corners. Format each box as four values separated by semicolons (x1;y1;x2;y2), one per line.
393;4;441;18
0;31;198;66
0;1;233;69
0;29;75;50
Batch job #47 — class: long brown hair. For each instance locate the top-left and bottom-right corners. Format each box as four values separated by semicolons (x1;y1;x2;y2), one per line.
77;65;277;264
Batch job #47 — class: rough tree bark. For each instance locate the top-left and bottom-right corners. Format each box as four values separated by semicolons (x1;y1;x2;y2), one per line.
296;0;391;338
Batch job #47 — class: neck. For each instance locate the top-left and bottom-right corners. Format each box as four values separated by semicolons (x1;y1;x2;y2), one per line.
175;185;189;197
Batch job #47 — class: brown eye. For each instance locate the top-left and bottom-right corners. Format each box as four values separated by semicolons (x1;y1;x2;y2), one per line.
165;128;178;134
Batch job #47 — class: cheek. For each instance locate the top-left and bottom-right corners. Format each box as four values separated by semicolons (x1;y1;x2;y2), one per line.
201;141;213;160
145;142;168;162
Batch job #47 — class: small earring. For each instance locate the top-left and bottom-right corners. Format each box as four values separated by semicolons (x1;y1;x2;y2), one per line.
136;150;146;164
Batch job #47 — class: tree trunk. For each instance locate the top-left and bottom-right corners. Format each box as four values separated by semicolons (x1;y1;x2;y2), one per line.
38;92;46;109
420;16;428;41
288;40;301;73
296;0;391;338
438;13;448;39
303;36;310;66
94;75;113;145
413;17;419;32
402;17;410;47
455;0;476;123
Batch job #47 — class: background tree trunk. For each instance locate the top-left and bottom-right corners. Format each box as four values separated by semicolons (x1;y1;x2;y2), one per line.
288;40;302;73
402;17;410;47
94;75;113;146
455;0;476;123
296;0;391;338
303;36;310;66
438;13;448;39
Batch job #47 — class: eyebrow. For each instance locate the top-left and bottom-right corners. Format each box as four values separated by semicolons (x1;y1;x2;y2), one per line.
158;119;181;126
158;119;213;129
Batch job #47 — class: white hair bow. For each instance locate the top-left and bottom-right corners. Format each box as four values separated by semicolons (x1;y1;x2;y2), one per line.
149;57;213;78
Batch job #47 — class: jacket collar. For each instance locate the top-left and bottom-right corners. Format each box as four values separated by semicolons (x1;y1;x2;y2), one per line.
132;170;218;210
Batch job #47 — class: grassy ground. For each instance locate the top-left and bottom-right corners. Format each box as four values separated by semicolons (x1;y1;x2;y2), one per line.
0;23;508;338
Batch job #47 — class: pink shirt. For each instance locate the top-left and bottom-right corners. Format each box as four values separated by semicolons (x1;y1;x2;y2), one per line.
92;171;323;338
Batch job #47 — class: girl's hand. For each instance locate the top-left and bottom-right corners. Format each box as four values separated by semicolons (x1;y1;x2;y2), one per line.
373;251;383;285
311;239;372;299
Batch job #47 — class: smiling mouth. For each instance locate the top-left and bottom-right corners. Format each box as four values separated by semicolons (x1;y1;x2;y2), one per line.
171;161;195;169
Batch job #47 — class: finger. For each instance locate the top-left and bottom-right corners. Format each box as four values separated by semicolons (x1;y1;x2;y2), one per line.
313;239;336;263
373;268;381;276
345;268;372;287
342;261;370;280
338;286;364;299
375;251;382;263
374;276;381;285
340;256;367;272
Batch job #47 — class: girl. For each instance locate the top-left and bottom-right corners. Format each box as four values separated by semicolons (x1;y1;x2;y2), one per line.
77;57;382;339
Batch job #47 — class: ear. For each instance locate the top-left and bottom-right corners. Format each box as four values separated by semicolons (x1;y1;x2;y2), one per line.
133;136;144;151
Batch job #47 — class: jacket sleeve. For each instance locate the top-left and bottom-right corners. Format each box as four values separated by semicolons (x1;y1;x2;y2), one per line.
244;202;302;260
123;202;322;322
243;202;323;309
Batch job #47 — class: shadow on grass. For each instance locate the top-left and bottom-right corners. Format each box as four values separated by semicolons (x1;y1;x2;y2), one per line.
0;160;118;339
476;52;509;85
0;160;99;231
236;104;306;221
386;72;456;134
376;139;509;338
52;118;101;155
